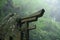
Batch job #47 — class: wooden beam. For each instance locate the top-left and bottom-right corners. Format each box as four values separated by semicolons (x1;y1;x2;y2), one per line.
21;9;45;23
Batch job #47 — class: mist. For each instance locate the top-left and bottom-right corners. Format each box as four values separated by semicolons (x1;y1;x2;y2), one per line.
0;0;60;40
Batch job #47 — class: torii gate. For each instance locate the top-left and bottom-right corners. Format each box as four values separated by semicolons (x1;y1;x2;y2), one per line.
0;9;45;40
16;9;45;40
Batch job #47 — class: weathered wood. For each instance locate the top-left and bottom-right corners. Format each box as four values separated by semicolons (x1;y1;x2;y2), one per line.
0;9;45;40
20;9;45;40
21;9;45;23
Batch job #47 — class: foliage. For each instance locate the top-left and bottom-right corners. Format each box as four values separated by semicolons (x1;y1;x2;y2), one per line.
30;17;60;40
0;0;60;40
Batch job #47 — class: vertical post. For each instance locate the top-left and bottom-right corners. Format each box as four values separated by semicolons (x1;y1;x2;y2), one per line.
9;36;13;40
20;22;22;40
26;22;29;40
16;18;22;40
22;22;29;40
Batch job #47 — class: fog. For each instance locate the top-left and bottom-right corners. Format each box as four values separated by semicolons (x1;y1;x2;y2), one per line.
0;0;60;40
12;0;60;22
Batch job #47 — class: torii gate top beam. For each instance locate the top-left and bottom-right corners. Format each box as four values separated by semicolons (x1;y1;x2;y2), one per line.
21;9;45;23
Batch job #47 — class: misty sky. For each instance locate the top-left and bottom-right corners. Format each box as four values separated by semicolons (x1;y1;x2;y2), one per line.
12;0;60;22
45;0;60;22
